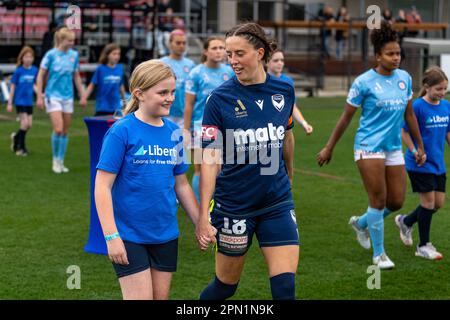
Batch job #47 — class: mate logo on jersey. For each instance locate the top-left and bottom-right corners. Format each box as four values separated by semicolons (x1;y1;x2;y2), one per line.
271;94;285;112
201;125;219;141
233;123;285;146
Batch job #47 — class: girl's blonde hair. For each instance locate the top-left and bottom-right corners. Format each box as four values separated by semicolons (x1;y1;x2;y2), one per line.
124;59;175;115
99;43;120;65
16;46;35;66
419;66;449;97
54;27;75;47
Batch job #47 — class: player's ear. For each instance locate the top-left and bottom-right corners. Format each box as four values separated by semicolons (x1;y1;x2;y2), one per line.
133;88;144;102
257;47;265;61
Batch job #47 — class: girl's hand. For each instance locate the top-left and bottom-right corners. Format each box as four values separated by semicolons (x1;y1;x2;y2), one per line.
6;102;13;113
106;237;129;265
317;147;332;167
415;148;426;167
196;218;217;251
80;97;87;108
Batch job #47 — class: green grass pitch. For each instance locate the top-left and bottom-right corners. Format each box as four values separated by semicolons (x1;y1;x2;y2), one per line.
0;97;449;299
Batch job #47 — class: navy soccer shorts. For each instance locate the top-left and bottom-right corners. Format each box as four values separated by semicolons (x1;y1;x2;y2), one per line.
210;205;300;257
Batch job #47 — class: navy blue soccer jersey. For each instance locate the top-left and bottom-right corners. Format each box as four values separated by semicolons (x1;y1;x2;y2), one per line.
202;74;295;216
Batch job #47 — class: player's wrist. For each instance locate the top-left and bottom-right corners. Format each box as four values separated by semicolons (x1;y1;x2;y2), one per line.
104;232;120;242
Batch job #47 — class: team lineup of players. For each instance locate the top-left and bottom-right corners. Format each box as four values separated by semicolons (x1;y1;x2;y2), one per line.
6;21;450;300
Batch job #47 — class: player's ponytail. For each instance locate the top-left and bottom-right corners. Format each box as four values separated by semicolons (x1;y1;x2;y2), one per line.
124;59;176;115
225;22;277;63
419;66;448;97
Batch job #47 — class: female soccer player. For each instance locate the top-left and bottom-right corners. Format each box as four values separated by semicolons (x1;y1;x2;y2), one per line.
36;27;86;173
160;29;196;128
317;22;426;269
183;36;234;201
395;66;449;260
196;22;299;300
95;60;214;300
83;43;126;116
266;50;313;135
7;46;38;156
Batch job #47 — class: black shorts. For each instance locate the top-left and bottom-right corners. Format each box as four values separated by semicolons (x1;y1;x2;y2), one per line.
95;111;114;116
112;238;178;278
407;171;446;193
16;106;33;114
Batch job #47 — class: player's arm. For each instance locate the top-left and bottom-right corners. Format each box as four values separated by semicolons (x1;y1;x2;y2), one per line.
283;129;295;185
184;93;196;132
196;148;221;245
446;132;450;147
35;68;48;109
94;169;129;265
292;104;313;134
6;84;15;112
317;103;357;166
404;99;426;166
73;71;87;107
83;82;95;101
401;128;416;153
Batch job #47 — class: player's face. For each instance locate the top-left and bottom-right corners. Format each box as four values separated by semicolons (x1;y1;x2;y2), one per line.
226;36;264;83
205;39;226;64
377;41;401;71
170;35;186;56
267;51;284;75
22;52;34;67
426;80;448;102
61;35;75;50
137;77;176;118
108;49;121;65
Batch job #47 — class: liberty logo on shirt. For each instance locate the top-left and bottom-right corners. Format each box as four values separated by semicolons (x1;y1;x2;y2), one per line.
271;94;285;112
133;145;178;165
425;115;449;128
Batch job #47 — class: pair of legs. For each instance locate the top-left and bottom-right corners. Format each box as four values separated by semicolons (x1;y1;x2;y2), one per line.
12;111;33;155
355;159;405;262
119;268;172;300
49;111;71;173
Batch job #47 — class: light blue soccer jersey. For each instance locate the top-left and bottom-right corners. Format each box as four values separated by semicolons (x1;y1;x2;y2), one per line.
185;63;234;125
160;56;196;118
40;48;79;100
347;68;413;152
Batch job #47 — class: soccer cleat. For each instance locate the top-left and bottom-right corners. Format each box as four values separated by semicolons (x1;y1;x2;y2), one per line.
52;159;62;174
348;216;371;250
395;215;413;246
415;243;443;260
60;160;69;173
16;149;27;156
372;253;395;270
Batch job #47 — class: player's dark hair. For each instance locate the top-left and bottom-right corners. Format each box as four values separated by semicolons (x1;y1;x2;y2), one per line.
201;36;225;63
370;21;399;55
419;66;448;97
225;22;277;63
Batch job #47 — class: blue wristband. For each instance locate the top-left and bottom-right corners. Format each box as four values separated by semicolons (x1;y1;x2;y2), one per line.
104;232;120;242
411;148;417;154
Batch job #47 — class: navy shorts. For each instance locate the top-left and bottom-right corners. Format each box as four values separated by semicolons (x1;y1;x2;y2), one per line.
408;171;446;193
16;106;33;114
211;205;300;257
112;238;178;278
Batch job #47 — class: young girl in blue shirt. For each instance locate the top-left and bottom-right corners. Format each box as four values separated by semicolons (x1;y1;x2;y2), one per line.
95;60;214;300
7;46;38;156
396;66;449;260
83;43;126;116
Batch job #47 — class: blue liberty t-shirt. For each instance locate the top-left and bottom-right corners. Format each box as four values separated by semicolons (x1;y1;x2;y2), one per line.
91;64;124;112
160;56;196;118
347;68;413;152
185;63;234;126
97;114;189;244
404;97;450;174
11;65;38;106
40;48;79;100
201;74;295;217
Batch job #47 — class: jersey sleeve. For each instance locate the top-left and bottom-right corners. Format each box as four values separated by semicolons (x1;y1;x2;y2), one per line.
346;79;364;107
74;52;79;71
201;93;223;149
407;73;413;100
10;69;19;85
91;67;99;85
96;127;127;174
185;69;198;95
286;85;295;130
40;51;52;70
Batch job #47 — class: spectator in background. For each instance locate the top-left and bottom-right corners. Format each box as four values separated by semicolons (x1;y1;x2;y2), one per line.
335;6;350;60
395;9;408;60
317;5;335;59
406;6;422;37
382;9;394;24
41;22;57;58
